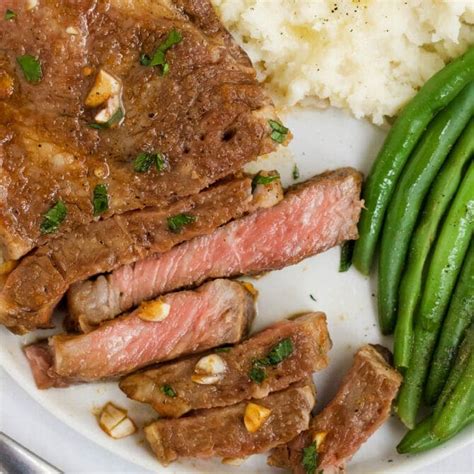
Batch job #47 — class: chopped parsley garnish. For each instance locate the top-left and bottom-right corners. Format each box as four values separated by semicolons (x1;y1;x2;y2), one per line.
40;201;67;234
293;164;300;180
249;338;293;383
88;108;124;130
5;9;16;20
249;366;266;384
215;346;231;353
16;55;42;83
302;443;319;474
167;213;197;233
268;119;289;143
310;294;317;302
160;384;177;398
93;184;109;216
133;152;166;173
262;338;294;365
140;29;182;75
251;172;280;191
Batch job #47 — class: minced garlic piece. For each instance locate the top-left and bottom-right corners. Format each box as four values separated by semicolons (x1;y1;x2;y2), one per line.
244;402;271;433
191;354;226;385
138;298;171;322
98;402;136;439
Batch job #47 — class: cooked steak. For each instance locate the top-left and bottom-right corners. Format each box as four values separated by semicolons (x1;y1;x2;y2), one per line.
144;381;316;465
69;168;363;326
268;345;402;473
0;0;281;261
120;312;331;417
0;175;280;334
24;279;255;389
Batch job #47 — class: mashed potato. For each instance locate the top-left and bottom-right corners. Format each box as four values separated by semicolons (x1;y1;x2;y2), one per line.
212;0;474;124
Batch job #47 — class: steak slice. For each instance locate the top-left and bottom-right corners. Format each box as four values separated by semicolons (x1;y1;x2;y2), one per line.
268;345;402;473
0;175;278;334
69;168;363;326
145;381;316;465
24;279;255;389
120;312;331;417
0;0;281;261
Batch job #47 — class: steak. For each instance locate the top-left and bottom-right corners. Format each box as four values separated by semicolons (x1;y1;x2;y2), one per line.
69;168;363;326
120;312;331;417
144;381;316;465
268;345;402;473
0;174;281;334
0;0;281;261
24;279;255;389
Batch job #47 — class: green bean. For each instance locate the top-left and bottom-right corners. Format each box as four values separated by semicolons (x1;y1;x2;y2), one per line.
397;412;474;454
378;84;474;335
396;164;474;428
339;240;354;272
353;46;474;276
433;323;474;420
394;120;474;369
426;244;474;404
432;342;474;439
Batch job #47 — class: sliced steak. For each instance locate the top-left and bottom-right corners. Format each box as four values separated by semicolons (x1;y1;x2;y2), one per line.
268;345;402;473
145;381;316;465
69;168;363;326
24;279;255;389
1;175;280;334
0;0;281;261
120;312;330;417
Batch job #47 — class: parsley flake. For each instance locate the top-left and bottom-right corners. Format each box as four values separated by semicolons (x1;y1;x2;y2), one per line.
167;213;197;233
140;29;182;75
40;201;67;234
133;152;166;173
5;9;16;20
249;366;266;384
293;164;300;180
93;184;109;216
259;338;294;366
268;119;289;143
302;443;319;474
160;384;177;398
17;54;42;83
88;107;124;130
251;172;280;191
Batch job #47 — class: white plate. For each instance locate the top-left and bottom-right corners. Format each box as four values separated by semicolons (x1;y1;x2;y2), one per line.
1;106;472;473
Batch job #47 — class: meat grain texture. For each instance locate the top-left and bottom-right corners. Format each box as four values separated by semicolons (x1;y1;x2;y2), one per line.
0;176;259;333
0;0;280;261
120;312;331;417
269;345;402;473
69;168;363;326
24;279;255;388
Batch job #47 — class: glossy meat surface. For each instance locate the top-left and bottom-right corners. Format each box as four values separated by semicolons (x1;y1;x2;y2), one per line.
0;0;278;261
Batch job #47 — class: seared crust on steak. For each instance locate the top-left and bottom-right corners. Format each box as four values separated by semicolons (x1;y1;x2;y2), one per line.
145;381;316;465
0;0;281;261
268;344;402;473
